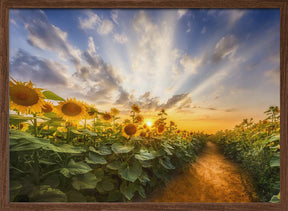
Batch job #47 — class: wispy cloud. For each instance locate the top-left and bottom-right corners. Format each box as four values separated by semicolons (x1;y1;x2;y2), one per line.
113;33;128;44
79;10;114;35
10;49;68;86
177;9;188;19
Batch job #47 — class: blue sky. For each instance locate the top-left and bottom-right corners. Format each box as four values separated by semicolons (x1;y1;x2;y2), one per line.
9;9;280;132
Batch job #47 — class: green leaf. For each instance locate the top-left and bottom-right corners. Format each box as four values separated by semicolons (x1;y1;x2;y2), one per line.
107;160;122;170
60;159;92;178
107;190;121;202
71;130;84;135
29;185;67;202
159;157;175;169
139;160;152;168
42;90;65;101
93;168;105;181
10;180;23;191
111;143;134;154
71;172;98;190
118;160;142;182
9;130;85;153
96;178;114;192
9;114;32;125
50;144;86;154
266;134;280;143
79;129;98;137
138;171;150;183
270;153;280;167
270;194;280;203
89;145;112;155
85;152;107;165
39;159;57;165
135;149;155;161
67;190;87;202
42;174;60;188
273;181;280;191
120;182;136;200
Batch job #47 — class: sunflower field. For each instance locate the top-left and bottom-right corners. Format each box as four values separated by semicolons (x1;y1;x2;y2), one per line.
212;106;280;202
9;78;207;202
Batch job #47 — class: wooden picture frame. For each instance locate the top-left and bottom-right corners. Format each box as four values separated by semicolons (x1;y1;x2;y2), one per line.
1;0;287;210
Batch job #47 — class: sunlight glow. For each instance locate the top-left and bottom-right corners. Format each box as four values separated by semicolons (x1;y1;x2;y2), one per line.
146;121;152;127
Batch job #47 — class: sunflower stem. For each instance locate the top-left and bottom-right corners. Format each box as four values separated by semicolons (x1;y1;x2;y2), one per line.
33;113;38;137
66;125;71;142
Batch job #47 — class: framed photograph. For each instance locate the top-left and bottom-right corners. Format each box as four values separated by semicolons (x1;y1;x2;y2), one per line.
1;0;287;210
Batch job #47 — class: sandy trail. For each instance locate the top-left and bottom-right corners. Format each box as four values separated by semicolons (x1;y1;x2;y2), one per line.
152;142;258;202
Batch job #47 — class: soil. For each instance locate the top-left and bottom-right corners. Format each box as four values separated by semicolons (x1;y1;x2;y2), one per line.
151;141;259;202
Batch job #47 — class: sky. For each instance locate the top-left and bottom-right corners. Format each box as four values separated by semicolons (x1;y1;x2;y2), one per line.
9;9;280;133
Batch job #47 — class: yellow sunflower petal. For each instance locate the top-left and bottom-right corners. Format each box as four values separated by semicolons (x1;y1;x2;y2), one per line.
54;98;86;122
9;79;45;114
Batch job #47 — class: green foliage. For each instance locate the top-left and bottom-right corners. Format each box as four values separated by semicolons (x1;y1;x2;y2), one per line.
10;126;207;202
42;90;65;101
212;107;280;202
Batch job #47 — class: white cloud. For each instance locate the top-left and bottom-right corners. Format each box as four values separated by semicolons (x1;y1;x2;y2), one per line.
79;11;100;30
21;11;82;66
180;54;201;74
111;10;119;25
10;49;69;86
87;36;96;54
229;10;246;26
79;11;114;35
113;33;128;44
10;19;17;25
177;9;188;19
213;35;238;62
97;19;114;35
186;21;191;33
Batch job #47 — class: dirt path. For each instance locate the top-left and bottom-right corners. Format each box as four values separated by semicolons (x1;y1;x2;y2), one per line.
152;142;258;202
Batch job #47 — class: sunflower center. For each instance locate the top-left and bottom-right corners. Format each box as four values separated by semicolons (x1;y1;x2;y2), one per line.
10;85;39;106
42;104;53;113
158;125;165;133
103;114;112;120
124;124;137;136
62;103;82;116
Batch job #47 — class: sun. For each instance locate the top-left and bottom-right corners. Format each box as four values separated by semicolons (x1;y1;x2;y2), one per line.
146;121;152;127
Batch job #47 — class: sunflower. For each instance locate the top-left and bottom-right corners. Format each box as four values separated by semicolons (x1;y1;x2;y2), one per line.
42;101;54;113
140;131;147;138
55;98;86;122
122;123;137;139
57;127;67;133
131;104;141;113
170;121;175;126
275;107;280;114
134;115;144;123
9;125;17;129
123;119;130;124
157;124;165;135
101;112;113;122
143;123;148;129
9;78;45;114
106;127;113;132
85;104;98;119
110;108;120;116
153;119;161;127
176;129;181;134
